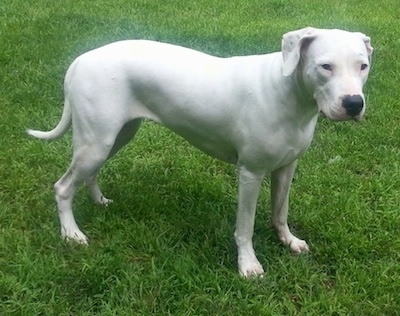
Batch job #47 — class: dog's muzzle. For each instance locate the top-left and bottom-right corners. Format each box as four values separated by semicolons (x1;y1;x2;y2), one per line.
342;94;364;118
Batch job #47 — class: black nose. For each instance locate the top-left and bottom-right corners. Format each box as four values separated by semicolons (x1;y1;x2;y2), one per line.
342;95;364;117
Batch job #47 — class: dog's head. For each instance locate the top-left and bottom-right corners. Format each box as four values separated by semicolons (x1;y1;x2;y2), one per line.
281;27;373;121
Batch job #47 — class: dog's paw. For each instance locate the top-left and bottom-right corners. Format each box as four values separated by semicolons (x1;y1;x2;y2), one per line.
281;235;309;254
61;227;89;245
238;256;265;278
289;238;309;254
277;230;309;254
98;196;113;206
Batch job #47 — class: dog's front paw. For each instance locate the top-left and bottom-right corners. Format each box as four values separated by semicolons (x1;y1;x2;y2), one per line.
238;256;265;278
288;238;309;254
280;234;309;254
61;227;89;245
277;229;309;254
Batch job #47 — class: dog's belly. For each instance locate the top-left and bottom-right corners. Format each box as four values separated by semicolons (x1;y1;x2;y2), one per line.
166;127;239;164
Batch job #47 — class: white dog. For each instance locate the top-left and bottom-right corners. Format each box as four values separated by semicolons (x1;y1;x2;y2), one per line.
28;27;373;277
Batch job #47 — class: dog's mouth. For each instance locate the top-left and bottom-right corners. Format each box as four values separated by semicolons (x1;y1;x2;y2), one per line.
319;110;362;122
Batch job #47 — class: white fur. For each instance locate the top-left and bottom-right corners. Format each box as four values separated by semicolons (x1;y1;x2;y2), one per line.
27;27;372;277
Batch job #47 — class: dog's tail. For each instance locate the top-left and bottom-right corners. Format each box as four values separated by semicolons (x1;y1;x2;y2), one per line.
26;98;72;141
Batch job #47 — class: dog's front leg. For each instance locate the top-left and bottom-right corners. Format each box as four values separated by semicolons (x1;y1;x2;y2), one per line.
271;160;309;254
235;165;265;277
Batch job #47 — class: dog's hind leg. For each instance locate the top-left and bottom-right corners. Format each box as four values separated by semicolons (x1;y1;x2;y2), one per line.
55;143;114;244
85;119;142;205
57;117;143;244
86;175;113;205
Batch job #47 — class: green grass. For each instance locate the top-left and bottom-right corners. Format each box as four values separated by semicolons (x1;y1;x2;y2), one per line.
1;0;400;314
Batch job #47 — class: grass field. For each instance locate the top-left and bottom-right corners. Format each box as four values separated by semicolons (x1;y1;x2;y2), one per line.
1;0;400;314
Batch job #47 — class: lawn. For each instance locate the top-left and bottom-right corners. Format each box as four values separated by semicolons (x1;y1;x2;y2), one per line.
1;0;400;314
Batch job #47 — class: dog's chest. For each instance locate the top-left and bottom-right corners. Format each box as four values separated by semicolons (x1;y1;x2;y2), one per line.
237;116;318;171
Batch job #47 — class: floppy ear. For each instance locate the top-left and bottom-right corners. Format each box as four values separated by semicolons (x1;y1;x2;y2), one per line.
357;32;373;57
281;27;319;77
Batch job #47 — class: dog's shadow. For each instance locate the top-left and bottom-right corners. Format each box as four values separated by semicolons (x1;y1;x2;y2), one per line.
72;152;241;261
65;153;308;277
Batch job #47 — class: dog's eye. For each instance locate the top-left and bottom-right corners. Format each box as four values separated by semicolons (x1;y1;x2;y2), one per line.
321;64;332;71
361;63;368;71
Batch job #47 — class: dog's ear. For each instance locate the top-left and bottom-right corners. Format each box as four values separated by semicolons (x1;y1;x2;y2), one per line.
357;32;373;57
281;27;318;77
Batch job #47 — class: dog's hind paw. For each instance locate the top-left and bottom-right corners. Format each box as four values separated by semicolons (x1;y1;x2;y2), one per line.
98;196;113;206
